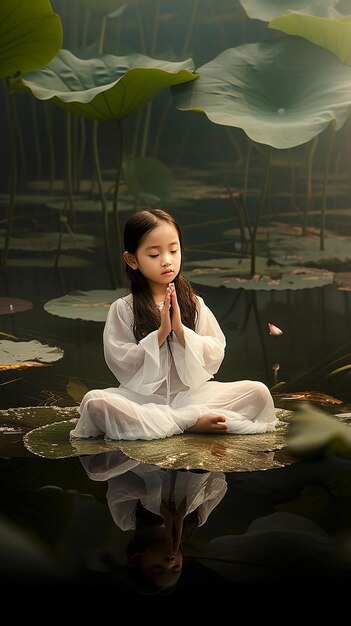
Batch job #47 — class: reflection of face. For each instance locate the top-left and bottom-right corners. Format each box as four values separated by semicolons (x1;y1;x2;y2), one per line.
140;527;183;590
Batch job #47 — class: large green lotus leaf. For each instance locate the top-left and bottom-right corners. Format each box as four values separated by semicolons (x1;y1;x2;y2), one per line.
5;255;93;267
0;298;32;315
0;0;62;79
44;289;127;321
123;156;172;205
268;234;351;266
0;231;98;252
23;409;296;471
287;402;351;458
239;0;339;21
79;0;137;16
13;49;198;121
172;37;351;149
183;258;334;290
0;339;63;367
269;12;351;65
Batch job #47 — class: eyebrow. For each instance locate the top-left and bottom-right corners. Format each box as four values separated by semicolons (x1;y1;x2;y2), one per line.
145;241;179;250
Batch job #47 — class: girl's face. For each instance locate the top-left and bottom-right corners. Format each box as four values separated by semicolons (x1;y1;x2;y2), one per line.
125;221;181;295
139;527;183;590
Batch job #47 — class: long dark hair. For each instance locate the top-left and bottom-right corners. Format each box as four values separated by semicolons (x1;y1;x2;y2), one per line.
124;208;197;342
126;501;199;595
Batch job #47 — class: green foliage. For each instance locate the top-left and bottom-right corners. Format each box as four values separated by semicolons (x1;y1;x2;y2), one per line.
172;36;351;149
0;0;62;78
12;49;198;121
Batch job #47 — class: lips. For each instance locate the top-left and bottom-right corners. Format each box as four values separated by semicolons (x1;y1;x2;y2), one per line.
162;270;173;275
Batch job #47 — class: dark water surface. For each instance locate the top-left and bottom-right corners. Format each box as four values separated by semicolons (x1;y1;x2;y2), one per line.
1;202;351;603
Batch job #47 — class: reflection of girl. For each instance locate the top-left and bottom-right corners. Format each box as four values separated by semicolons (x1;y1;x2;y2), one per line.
80;451;227;594
71;208;277;441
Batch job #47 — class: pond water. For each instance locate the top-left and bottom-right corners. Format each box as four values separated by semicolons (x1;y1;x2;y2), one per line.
1;195;351;602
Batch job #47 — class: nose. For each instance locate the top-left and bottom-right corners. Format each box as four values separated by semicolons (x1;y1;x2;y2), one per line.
162;257;171;266
165;554;176;563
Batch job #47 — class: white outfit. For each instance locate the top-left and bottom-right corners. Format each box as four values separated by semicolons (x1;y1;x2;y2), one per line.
70;293;277;440
80;451;228;531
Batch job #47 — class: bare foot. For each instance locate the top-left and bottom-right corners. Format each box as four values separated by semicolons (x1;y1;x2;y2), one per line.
186;415;228;434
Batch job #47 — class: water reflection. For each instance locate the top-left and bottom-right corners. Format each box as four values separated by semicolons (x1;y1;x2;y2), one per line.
80;450;227;595
79;450;351;598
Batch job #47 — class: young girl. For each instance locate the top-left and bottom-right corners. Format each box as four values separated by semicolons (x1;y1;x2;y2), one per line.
70;208;277;440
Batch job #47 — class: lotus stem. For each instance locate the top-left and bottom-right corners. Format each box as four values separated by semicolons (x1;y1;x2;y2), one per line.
302;135;318;234
31;98;42;181
152;0;199;158
92;121;108;249
77;117;86;193
2;80;17;269
112;119;124;285
44;102;56;192
320;120;336;251
98;15;107;54
65;112;74;219
250;146;272;277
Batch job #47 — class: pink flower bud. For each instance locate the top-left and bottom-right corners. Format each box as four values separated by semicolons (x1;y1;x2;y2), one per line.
268;323;283;336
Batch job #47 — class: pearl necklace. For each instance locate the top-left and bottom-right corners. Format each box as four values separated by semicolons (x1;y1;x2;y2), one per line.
155;301;165;310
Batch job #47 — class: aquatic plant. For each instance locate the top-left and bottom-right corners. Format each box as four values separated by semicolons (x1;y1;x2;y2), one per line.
12;49;198;283
0;0;63;268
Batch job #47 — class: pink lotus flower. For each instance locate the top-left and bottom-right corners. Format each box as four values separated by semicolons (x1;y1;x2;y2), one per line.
268;323;283;336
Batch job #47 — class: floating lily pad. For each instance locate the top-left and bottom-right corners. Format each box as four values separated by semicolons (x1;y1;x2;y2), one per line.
44;289;127;321
46;199;133;213
0;406;78;459
0;427;31;458
23;409;296;471
273;391;343;407
0;298;32;315
0;340;64;369
0;193;68;206
183;258;334;290
0;231;99;251
334;272;351;290
0;405;78;431
5;255;93;267
268;235;351;267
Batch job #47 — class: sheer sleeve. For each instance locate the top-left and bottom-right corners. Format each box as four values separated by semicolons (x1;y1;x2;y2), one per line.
171;296;226;389
103;297;169;395
197;473;228;526
79;451;140;481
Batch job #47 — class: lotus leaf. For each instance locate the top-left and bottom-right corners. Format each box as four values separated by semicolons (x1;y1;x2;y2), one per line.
13;49;198;121
172;37;351;148
240;0;339;22
0;231;98;251
269;11;351;65
183;257;334;290
44;289;127;321
0;0;62;78
23;408;296;471
0;340;63;366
